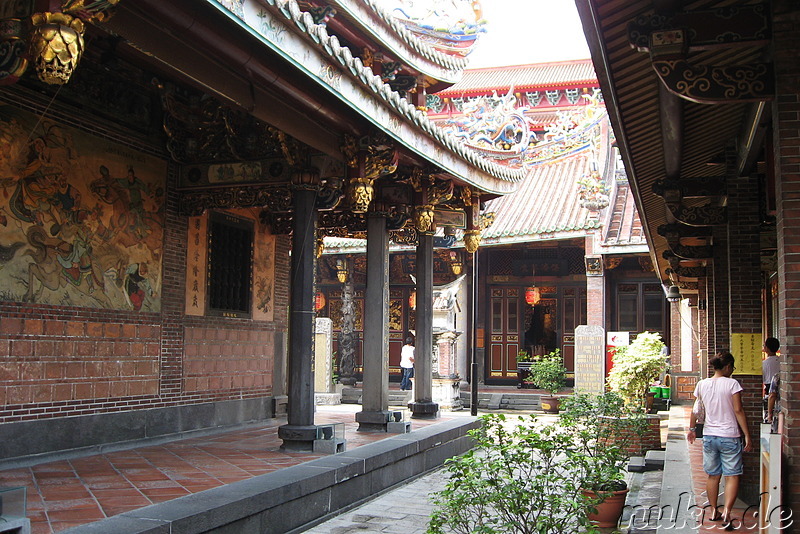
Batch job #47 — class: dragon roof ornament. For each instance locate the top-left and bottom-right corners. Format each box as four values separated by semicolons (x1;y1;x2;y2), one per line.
439;89;534;167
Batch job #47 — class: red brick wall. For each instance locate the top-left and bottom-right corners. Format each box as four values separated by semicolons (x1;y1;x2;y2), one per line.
772;0;800;508
0;162;290;427
184;326;274;392
675;374;697;402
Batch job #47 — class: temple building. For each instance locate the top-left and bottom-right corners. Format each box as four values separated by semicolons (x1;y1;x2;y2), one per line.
0;0;517;460
319;59;663;391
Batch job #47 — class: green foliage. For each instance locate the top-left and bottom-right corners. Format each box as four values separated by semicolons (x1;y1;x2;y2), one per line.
516;350;533;363
559;392;648;491
427;414;601;534
528;349;567;394
606;332;667;408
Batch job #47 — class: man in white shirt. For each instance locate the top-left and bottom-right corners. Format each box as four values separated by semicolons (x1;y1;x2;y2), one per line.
399;337;415;391
687;352;752;529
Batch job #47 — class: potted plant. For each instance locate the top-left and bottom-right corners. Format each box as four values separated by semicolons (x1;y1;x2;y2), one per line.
560;392;648;528
528;349;567;413
516;349;533;389
428;413;603;534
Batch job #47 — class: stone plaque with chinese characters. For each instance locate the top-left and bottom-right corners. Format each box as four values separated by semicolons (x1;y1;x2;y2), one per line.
574;325;606;394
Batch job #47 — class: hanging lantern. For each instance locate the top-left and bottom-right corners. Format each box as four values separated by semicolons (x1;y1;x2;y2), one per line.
336;258;348;283
29;12;85;85
315;291;326;311
463;229;481;254
413;204;435;234
449;250;463;275
408;290;416;310
349;177;374;213
525;286;540;306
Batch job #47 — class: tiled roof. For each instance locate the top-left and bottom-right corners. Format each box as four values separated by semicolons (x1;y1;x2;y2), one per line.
601;182;647;248
481;149;600;245
437;59;597;95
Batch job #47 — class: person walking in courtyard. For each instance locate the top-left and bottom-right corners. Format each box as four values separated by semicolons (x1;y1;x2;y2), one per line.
400;337;415;391
687;351;752;529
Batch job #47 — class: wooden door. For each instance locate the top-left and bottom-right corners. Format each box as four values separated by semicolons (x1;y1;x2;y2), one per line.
488;287;521;379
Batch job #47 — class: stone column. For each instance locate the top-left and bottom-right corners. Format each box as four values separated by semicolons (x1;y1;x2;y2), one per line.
338;257;357;386
584;234;605;328
278;180;319;451
356;212;391;430
410;230;439;418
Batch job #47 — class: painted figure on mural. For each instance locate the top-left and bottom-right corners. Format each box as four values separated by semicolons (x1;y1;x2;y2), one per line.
0;108;165;309
123;262;156;311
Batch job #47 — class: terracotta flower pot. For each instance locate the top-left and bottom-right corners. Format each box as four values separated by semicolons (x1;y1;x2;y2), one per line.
584;487;629;528
539;395;560;413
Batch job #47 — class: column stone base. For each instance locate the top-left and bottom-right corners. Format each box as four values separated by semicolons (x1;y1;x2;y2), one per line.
278;424;319;452
409;401;440;419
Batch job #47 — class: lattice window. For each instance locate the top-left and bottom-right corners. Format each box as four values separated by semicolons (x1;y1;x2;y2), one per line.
207;211;253;317
426;94;444;113
565;88;581;104
526;91;542;107
545;90;561;105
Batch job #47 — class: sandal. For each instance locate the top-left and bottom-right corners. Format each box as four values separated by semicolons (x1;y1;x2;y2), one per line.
723;518;739;531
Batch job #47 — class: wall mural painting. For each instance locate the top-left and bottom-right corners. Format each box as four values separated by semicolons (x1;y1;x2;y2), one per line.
0;105;165;310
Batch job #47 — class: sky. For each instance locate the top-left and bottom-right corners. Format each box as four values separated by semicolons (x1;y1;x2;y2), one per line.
463;0;591;68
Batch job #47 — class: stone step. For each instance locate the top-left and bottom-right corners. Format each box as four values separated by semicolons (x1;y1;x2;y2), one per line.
644;449;666;470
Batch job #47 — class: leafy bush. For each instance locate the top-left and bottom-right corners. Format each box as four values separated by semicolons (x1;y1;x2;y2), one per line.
528;349;567;394
607;332;667;408
427;414;602;534
516;350;533;363
559;392;648;492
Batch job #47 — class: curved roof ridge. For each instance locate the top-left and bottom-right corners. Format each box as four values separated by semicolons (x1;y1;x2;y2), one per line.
264;0;526;187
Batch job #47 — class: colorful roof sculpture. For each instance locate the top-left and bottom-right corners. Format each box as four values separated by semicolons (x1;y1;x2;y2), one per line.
388;0;487;57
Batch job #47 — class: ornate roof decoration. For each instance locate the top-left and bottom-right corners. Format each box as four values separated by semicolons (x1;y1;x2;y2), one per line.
249;0;526;191
387;0;486;58
438;89;534;166
523;90;606;165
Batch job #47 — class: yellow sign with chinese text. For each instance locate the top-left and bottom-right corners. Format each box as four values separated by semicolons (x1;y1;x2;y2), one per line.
730;333;762;375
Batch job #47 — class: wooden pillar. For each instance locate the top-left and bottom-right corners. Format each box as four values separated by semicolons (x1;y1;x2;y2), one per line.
278;176;319;451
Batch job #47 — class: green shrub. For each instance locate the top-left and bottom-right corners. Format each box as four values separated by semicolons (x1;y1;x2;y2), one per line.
607;332;667;408
427;414;602;534
528;349;567;394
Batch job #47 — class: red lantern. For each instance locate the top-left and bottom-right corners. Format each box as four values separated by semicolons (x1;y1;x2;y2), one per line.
525;286;540;306
315;291;326;311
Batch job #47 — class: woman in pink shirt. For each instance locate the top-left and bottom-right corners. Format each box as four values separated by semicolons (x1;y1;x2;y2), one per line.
687;352;752;529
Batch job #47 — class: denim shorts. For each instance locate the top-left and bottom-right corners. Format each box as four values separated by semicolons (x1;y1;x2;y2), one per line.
702;436;743;476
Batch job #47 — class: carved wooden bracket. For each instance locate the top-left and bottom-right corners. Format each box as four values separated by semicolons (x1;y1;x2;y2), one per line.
653;177;726;200
179;186;292;216
666;243;713;260
666;266;706;279
627;4;774;104
652;58;774;104
628;4;770;52
657;223;712;245
666;203;726;227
